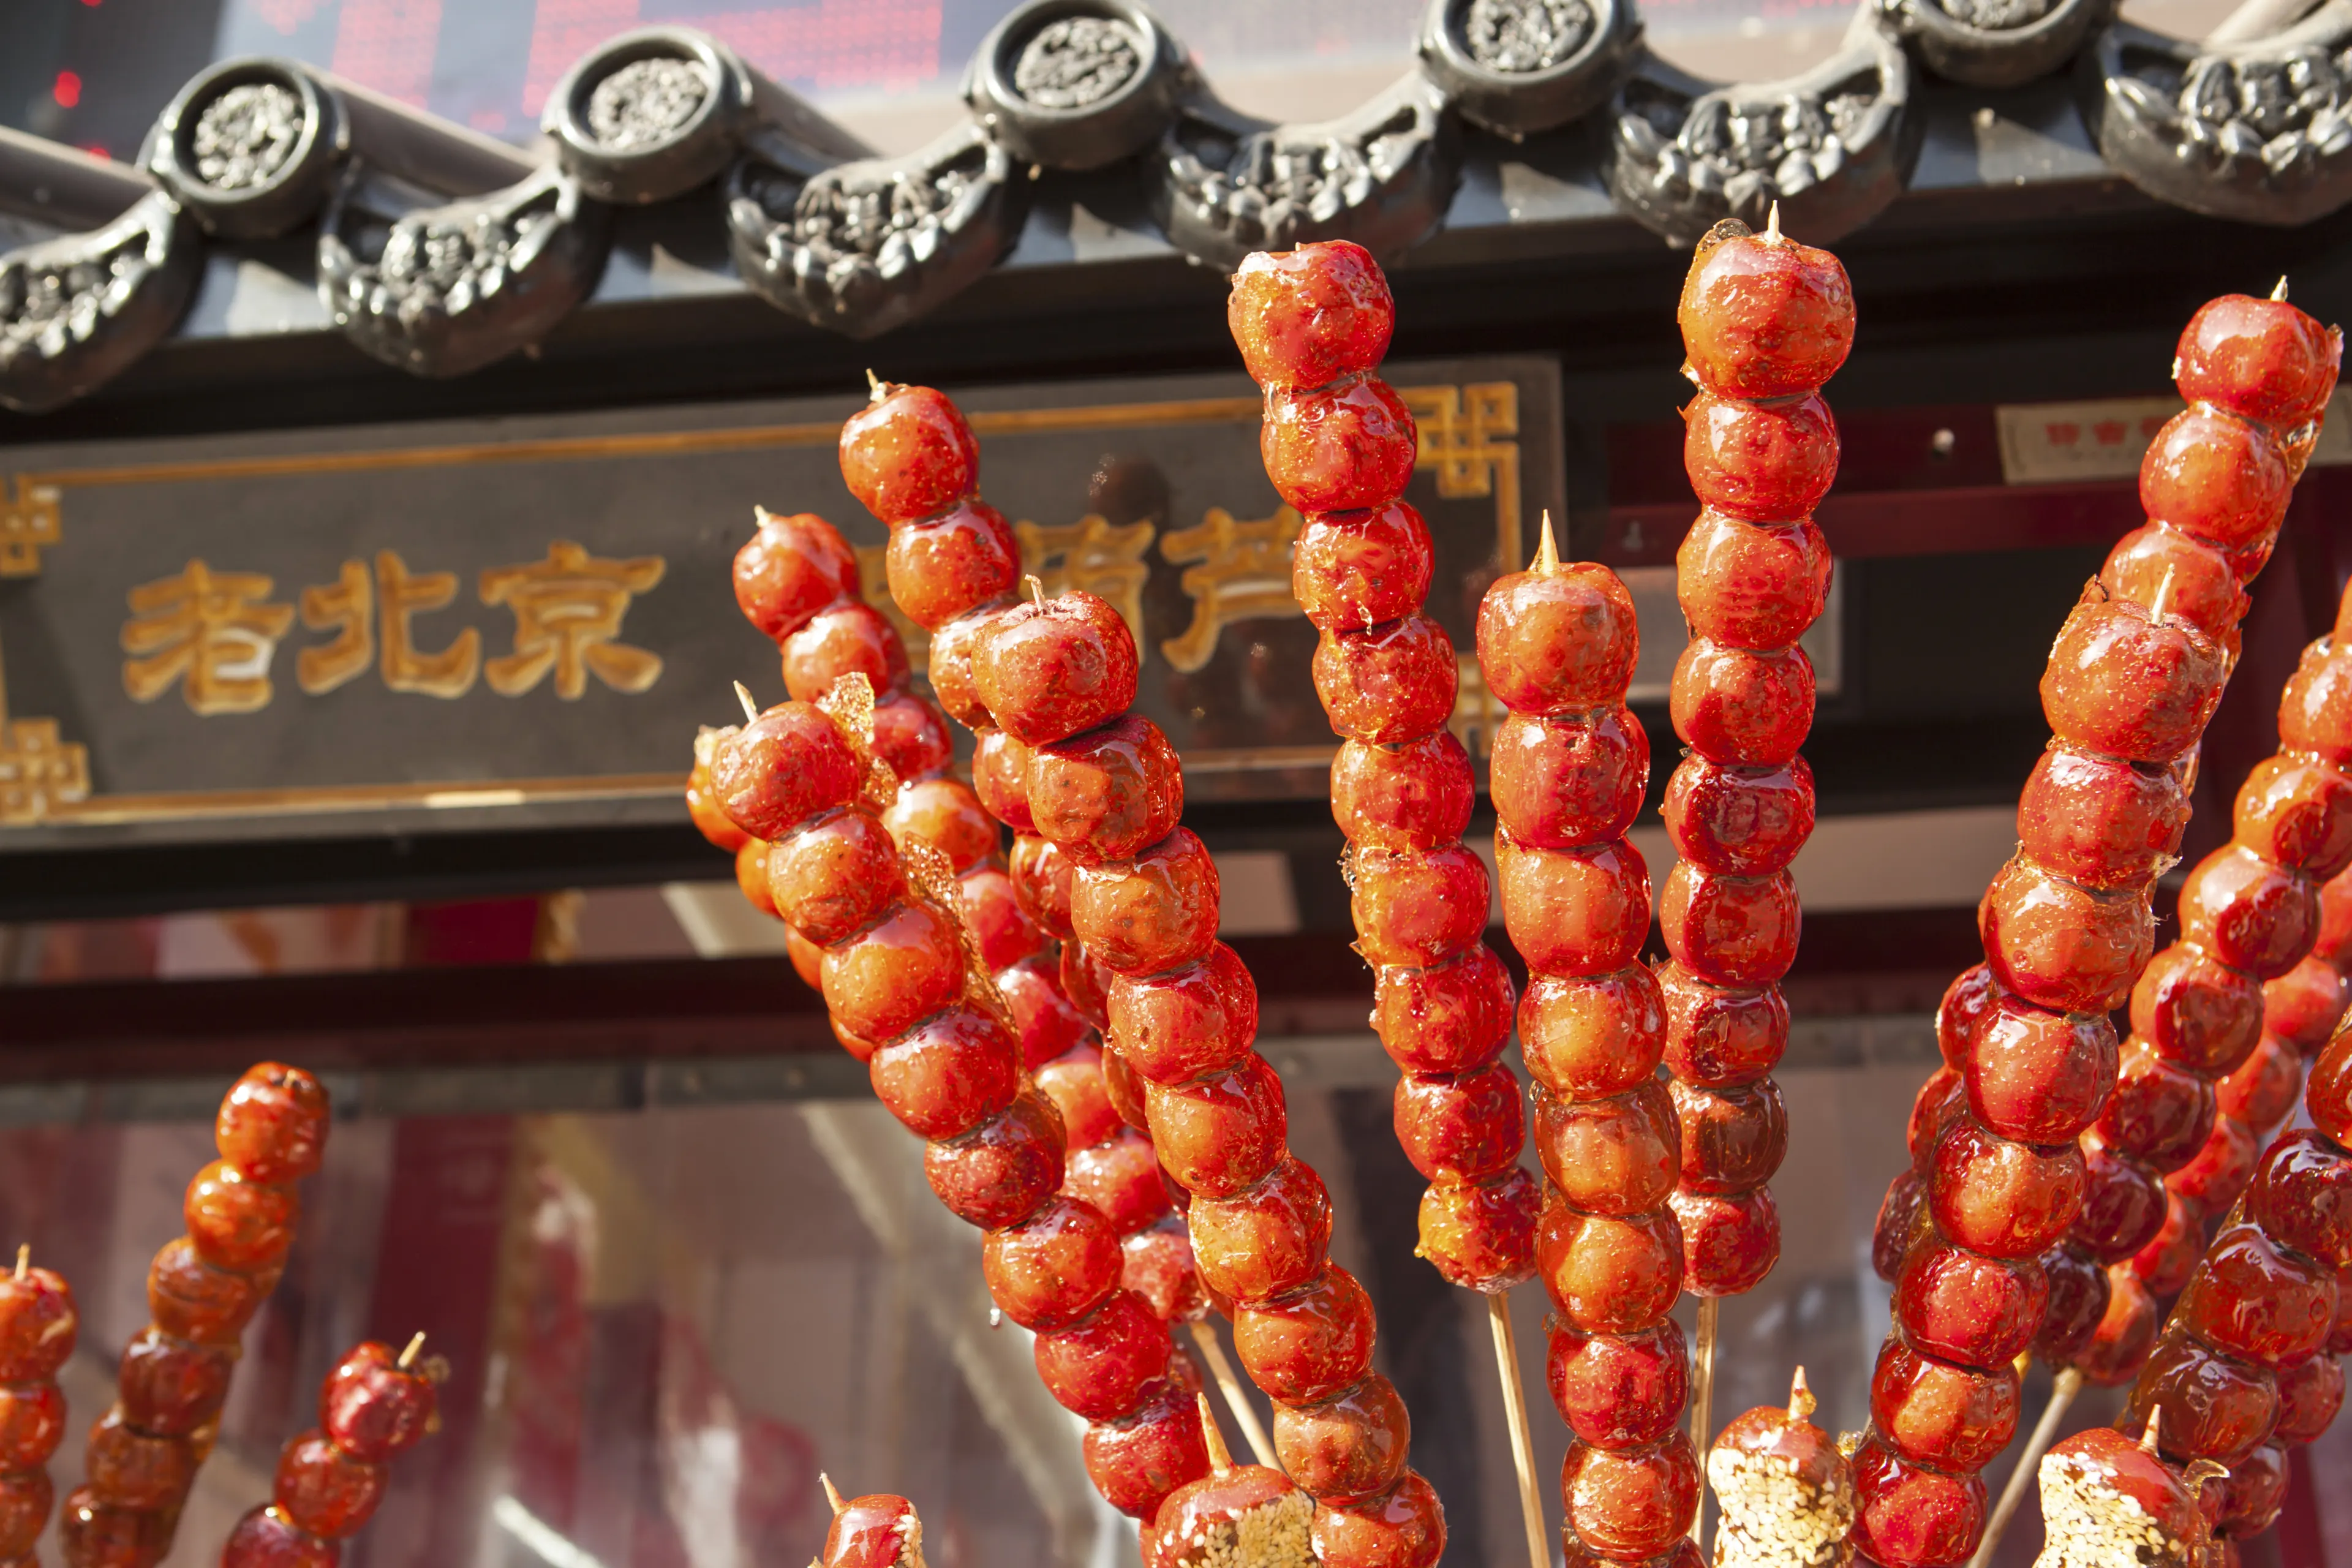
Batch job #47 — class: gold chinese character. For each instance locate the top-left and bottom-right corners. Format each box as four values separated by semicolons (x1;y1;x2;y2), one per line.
378;551;480;698
121;560;294;714
479;541;665;699
854;541;930;672
298;561;374;694
0;717;89;824
0;478;61;577
1401;382;1522;567
1015;513;1156;646
1159;504;1303;674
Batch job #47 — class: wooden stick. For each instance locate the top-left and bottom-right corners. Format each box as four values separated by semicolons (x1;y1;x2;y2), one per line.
1488;1294;1550;1568
1966;1366;2083;1568
1186;1320;1276;1469
1689;1296;1721;1553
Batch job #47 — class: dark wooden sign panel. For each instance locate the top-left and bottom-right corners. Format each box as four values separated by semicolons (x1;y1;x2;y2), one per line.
0;357;1563;850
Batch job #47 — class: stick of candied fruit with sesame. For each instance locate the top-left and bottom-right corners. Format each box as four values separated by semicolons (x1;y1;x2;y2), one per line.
2029;1411;2224;1568
962;584;1444;1568
1148;1394;1314;1568
1706;1368;1855;1568
1850;284;2340;1568
1659;206;1851;1547
0;1245;74;1568
58;1062;330;1568
1477;518;1694;1568
707;688;1214;1526
220;1332;442;1566
1226;238;1547;1567
832;380;1238;1434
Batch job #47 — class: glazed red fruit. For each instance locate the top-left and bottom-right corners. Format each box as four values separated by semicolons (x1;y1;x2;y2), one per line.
824;1490;922;1568
714;703;862;840
1082;1384;1210;1520
1673;1186;1782;1296
1072;830;1223;977
186;1158;300;1273
1332;731;1476;851
2134;946;2264;1075
1547;1319;1689;1447
1931;1123;2084;1260
59;1484;171;1567
983;1196;1122;1331
1228;241;1395;390
1683;391;1838;521
223;1504;341;1568
1869;1341;2018;1472
148;1236;276;1344
2245;1128;2352;1272
820;899;965;1042
84;1401;192;1510
2015;747;2188;891
1852;1436;1985;1568
869;1011;1019;1140
1678;221;1855;398
1664;756;1812;876
1232;1265;1377;1404
1189;1157;1335;1302
118;1330;234;1438
2138;408;2292;550
1894;1242;2045;1370
1260;380;1417;514
885;500;1019;630
1670;643;1814;767
2122;1330;2279;1463
924;1093;1065;1230
2034;1426;2207;1562
1488;710;1647;851
1964;1000;2117;1146
2075;1265;2159;1387
1295;503;1433;631
2173;1221;2337;1363
0;1264;75;1382
320;1343;437;1463
1310;1470;1445;1568
1030;716;1184;867
2274;1351;2345;1443
974;592;1140;748
1561;1434;1700;1559
2039;597;2226;764
1109;944;1258;1084
782;603;908;705
733;509;858;641
274;1431;385;1539
1145;1057;1287;1199
1522;968;1664;1098
1034;1291;1171;1419
1379;946;1513;1076
2234;755;2352;876
1980;857;2154;1016
2175;292;2342;427
841;383;979;526
1313;616;1459;744
0;1379;63;1471
1476;559;1641;717
1537;1200;1683;1336
2035;1243;2110;1360
216;1063;331;1185
1275;1374;1412;1504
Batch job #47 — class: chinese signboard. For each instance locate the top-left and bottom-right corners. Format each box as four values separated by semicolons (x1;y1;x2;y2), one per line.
0;358;1563;850
1994;391;2352;484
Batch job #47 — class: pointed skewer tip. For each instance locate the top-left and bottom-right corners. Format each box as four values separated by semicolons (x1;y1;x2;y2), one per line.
2273;276;2290;302
1531;510;1561;574
1789;1365;1815;1422
865;369;884;399
1765;201;1782;242
11;1246;23;1282
1195;1392;1234;1474
2141;1406;2162;1453
399;1331;426;1369
822;1474;848;1515
1025;574;1046;607
734;680;760;723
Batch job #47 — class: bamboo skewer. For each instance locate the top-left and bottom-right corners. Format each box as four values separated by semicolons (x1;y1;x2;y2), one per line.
1488;1295;1551;1568
1966;1366;2083;1568
1690;1296;1721;1554
1185;1321;1277;1469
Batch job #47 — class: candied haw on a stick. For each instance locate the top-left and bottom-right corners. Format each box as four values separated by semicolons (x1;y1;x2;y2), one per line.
1662;210;1850;1315
816;1475;927;1568
2032;1412;2221;1568
0;1246;75;1568
1149;1395;1313;1568
708;693;1207;1522
1476;520;1698;1558
221;1333;442;1567
1858;285;2340;1568
832;387;1207;1325
965;589;1445;1568
64;1062;328;1568
1232;239;1536;1294
1708;1368;1855;1568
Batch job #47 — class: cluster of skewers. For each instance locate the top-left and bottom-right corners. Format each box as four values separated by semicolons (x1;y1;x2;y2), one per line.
686;217;2352;1568
0;1063;445;1568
